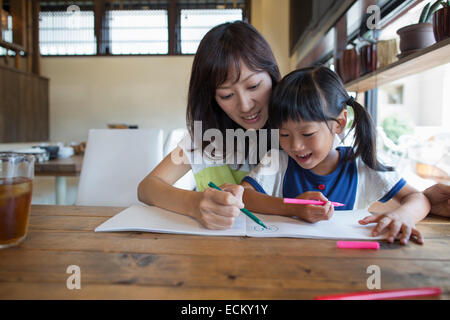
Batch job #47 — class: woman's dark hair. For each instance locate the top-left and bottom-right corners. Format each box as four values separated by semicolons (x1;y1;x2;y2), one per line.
269;66;391;172
186;21;281;161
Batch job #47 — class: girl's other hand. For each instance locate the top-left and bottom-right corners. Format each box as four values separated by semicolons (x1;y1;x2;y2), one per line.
194;184;244;230
293;191;334;223
359;213;424;245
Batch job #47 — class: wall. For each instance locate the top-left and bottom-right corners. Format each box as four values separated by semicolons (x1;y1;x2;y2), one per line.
38;2;292;145
40;56;193;144
251;0;290;77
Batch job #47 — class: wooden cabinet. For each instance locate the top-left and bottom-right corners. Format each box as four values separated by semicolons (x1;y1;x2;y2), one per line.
0;65;49;142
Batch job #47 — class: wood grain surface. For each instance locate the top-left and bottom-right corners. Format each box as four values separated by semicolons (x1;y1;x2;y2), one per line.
0;205;449;300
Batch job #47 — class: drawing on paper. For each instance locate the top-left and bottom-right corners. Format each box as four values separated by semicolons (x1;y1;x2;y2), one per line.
253;225;279;232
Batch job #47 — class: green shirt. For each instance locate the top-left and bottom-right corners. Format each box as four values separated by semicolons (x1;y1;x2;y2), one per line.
178;134;256;191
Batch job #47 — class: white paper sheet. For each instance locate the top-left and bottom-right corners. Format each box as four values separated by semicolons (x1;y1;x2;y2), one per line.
95;205;246;237
246;211;384;240
95;205;385;240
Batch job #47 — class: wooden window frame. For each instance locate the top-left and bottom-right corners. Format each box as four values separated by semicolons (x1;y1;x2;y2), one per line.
37;0;251;57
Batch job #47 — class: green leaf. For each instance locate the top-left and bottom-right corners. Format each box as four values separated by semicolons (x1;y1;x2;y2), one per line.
426;0;444;22
419;2;431;23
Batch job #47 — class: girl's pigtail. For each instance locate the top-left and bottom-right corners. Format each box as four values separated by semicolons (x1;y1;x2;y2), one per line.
347;97;392;172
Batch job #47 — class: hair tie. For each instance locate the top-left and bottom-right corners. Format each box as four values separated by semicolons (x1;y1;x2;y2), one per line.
346;97;355;106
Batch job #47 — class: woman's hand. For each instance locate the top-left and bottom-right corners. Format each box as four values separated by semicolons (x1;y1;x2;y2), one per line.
292;192;334;223
194;184;244;230
359;212;424;245
423;183;450;218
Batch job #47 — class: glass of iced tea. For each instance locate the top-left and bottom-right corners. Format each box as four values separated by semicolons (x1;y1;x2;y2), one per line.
0;153;34;249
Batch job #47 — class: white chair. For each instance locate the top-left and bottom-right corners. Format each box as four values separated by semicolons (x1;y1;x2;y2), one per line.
164;128;188;156
76;129;163;206
164;128;196;191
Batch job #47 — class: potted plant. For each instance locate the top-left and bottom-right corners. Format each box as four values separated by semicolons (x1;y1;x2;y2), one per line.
397;1;442;57
433;1;450;42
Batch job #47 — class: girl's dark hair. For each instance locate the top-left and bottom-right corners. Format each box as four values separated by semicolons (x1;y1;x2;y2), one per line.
269;66;391;172
186;21;281;161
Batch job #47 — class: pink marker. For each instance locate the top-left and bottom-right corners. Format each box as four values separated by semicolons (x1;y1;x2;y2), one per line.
314;287;442;300
283;198;345;207
337;241;380;250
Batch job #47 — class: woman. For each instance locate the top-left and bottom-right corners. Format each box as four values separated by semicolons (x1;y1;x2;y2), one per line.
138;21;281;229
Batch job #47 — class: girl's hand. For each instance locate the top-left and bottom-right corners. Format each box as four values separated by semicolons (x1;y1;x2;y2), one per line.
293;192;334;223
194;184;244;230
358;212;424;245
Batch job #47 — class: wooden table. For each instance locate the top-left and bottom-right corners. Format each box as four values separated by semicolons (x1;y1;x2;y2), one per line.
0;205;449;300
34;155;83;205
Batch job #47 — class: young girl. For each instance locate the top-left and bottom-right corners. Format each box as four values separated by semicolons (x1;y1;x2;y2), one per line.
241;66;431;245
138;21;281;230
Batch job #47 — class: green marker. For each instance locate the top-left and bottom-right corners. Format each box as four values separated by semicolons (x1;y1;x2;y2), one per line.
208;181;268;230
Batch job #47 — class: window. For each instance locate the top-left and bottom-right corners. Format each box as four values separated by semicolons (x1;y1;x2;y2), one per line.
38;0;250;56
39;10;96;55
180;8;243;54
377;64;450;187
346;0;416;42
0;13;13;56
1;11;12;41
375;0;450;189
107;10;168;55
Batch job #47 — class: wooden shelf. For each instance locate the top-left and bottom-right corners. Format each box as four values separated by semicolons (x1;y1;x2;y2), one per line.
345;37;450;92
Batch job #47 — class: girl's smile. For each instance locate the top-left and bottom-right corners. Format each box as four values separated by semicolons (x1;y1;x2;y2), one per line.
293;152;313;165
